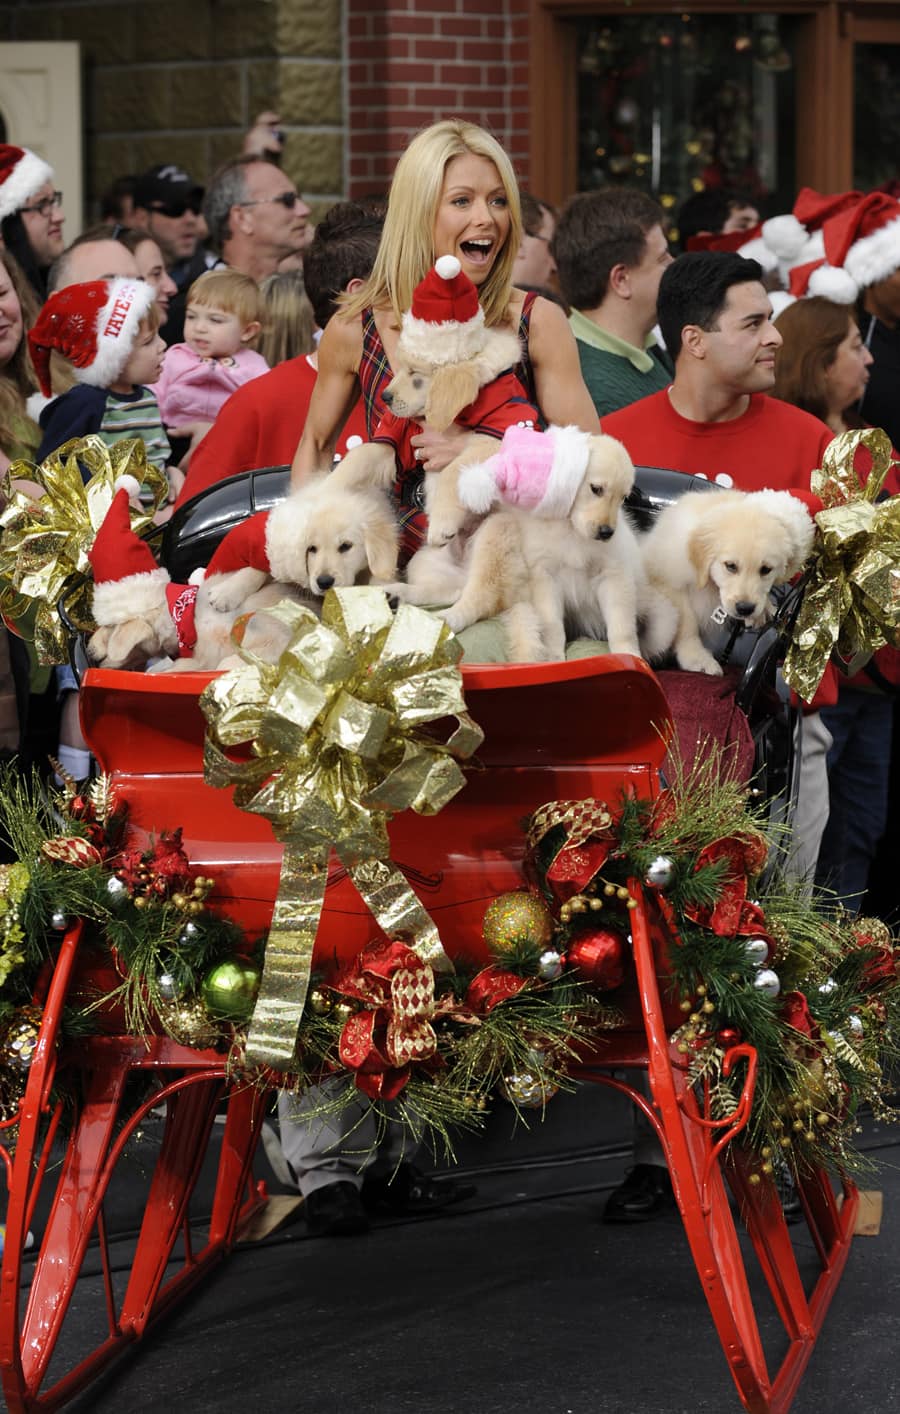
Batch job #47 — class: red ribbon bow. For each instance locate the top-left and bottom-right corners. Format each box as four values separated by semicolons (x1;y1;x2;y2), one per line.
683;832;770;938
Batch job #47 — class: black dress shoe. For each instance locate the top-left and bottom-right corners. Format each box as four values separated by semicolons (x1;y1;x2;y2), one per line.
361;1162;476;1216
602;1163;673;1224
304;1181;370;1236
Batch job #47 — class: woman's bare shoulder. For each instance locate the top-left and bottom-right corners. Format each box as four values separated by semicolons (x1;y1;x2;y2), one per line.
319;307;365;372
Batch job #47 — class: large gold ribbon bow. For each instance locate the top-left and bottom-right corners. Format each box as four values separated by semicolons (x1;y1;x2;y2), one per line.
200;587;484;1072
784;428;900;700
0;436;168;663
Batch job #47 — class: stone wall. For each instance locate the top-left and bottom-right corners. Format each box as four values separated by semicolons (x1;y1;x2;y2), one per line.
0;0;347;220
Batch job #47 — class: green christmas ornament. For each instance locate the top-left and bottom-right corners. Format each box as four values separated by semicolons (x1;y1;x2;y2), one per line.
200;959;261;1021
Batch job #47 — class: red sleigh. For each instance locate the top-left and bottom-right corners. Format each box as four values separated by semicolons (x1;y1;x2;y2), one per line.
0;652;857;1414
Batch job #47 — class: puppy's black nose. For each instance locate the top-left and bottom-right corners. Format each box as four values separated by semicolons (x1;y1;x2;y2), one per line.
595;524;614;541
382;387;394;406
316;574;336;592
735;600;757;618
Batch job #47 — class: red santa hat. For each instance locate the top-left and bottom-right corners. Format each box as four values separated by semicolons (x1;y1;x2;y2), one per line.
88;487;171;626
686;224;780;274
398;255;486;365
457;424;590;517
0;143;55;222
785;190;900;302
28;278;156;397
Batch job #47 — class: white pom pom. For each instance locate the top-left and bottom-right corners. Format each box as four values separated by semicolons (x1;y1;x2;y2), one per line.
738;236;779;273
807;264;859;304
434;255;461;281
114;474;142;498
188;567;206;586
457;459;498;514
762;214;808;261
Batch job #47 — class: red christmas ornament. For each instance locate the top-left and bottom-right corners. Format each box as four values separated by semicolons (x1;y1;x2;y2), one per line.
716;1027;742;1049
566;929;627;991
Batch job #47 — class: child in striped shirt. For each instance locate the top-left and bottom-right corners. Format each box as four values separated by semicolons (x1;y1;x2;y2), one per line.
29;277;182;504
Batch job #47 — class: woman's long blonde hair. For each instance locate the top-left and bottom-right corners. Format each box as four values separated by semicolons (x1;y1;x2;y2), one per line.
342;119;522;328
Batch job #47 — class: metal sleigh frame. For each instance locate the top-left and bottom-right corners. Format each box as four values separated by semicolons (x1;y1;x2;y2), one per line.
0;646;858;1414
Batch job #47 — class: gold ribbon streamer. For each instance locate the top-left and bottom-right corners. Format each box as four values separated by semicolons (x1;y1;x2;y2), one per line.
200;587;484;1071
783;428;900;700
0;436;168;663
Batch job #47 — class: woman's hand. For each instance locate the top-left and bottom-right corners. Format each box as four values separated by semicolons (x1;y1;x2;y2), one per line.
165;464;186;503
410;422;471;473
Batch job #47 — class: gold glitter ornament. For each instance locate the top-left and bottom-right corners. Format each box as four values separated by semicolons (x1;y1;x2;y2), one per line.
500;1069;560;1108
482;891;554;954
0;1006;44;1069
157;997;221;1049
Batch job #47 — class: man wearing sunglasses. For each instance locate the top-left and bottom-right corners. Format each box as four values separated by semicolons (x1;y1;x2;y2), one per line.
203;154;311;284
132;163;211;345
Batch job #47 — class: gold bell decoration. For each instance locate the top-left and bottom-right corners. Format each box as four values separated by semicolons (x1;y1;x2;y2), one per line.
0;436;168;663
200;588;484;1072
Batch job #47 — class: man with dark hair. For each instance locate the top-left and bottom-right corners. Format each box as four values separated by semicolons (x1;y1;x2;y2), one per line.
176;201;379;505
131;164;208;344
600;252;833;1225
676;187;760;252
553;189;673;416
513;191;558;293
602;252;831;489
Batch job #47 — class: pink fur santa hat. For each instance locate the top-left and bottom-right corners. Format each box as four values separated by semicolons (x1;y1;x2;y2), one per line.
457;424;591;517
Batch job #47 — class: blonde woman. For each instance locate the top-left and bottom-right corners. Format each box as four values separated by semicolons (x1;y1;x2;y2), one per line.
290;120;598;548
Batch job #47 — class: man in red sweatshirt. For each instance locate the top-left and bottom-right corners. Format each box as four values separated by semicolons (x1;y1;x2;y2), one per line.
601;253;834;1224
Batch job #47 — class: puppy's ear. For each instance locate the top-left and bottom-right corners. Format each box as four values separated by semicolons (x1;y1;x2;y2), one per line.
362;505;400;583
104;619;161;669
687;522;717;588
425;362;482;430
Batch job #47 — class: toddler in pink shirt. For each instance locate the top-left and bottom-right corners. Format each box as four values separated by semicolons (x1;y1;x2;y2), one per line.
152;268;269;425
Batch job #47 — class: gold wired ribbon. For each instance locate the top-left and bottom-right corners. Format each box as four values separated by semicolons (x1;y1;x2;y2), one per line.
783;428;900;700
200;587;484;1072
0;436;168;663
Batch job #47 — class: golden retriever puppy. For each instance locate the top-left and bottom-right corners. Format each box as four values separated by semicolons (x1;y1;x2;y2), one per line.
391;429;648;662
327;256;539;546
201;474;399;617
640;488;816;676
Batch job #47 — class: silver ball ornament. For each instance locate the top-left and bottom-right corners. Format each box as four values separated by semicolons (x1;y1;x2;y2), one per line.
179;921;201;946
644;855;674;890
744;937;770;968
106;875;128;904
818;977;837;996
848;1013;864;1038
537;949;563;981
50;909;68;932
753;968;781;1000
157;972;183;1002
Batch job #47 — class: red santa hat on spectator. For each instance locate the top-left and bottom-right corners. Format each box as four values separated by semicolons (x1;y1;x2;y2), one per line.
457;424;590;517
686;224;780;274
28;278;156;397
0;143;55;221
398;255;487;365
89;486;171;626
781;190;900;302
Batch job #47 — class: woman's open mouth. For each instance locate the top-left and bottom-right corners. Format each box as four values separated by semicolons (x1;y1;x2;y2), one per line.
459;239;494;266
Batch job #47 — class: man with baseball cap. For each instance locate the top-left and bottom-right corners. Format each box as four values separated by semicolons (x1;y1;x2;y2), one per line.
131;163;210;343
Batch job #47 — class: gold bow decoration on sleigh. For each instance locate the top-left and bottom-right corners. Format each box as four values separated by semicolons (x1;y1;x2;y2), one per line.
783;428;900;700
0;436;168;663
200;587;484;1072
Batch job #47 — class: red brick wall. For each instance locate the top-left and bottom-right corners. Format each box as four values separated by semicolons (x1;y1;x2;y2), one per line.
347;0;531;199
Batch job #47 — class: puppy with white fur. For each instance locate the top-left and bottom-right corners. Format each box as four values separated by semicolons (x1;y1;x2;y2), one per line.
391;424;651;662
640;488;816;675
327;256;540;544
